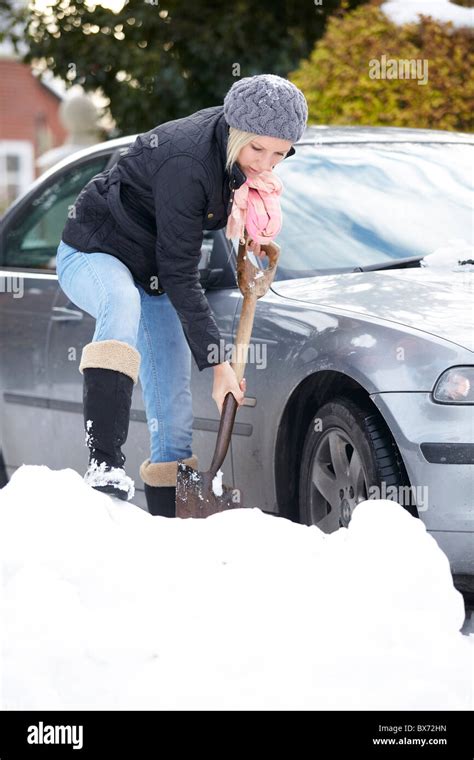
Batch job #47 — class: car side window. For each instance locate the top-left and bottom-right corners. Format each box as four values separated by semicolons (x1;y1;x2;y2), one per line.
3;156;110;270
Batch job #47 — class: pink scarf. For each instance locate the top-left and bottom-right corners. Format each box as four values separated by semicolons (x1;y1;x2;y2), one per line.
225;169;283;245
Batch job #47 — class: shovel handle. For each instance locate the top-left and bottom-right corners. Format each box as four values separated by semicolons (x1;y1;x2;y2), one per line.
209;390;239;478
208;230;278;481
209;291;258;478
231;291;258;384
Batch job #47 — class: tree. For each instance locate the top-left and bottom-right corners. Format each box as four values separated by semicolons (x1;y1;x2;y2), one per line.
289;0;473;131
0;0;367;134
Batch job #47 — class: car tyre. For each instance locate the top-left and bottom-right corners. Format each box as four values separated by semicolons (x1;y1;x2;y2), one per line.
299;395;415;531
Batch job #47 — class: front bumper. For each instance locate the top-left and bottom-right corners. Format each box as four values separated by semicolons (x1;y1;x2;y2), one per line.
370;392;474;576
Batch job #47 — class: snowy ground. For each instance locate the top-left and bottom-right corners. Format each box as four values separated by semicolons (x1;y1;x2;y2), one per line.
382;0;474;29
1;465;472;710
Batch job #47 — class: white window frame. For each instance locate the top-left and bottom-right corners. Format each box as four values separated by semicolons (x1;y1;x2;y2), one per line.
0;140;35;208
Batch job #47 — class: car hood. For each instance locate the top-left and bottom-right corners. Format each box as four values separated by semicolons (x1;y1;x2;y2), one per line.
271;267;474;352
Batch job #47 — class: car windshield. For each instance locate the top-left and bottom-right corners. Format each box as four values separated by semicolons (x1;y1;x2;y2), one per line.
269;142;473;279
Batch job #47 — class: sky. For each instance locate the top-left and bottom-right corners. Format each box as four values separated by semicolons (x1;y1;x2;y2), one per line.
1;464;472;710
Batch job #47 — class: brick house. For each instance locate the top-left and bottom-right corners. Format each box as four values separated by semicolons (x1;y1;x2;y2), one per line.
0;55;67;215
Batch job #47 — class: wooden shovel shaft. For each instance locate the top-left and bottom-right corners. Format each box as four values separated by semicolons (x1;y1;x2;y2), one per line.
208;233;280;481
208;393;238;478
231;291;258;383
208;291;258;478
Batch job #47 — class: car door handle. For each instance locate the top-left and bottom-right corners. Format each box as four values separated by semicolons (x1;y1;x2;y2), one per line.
51;306;83;321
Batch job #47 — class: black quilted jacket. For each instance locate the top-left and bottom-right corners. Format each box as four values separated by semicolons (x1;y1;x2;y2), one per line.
61;105;296;371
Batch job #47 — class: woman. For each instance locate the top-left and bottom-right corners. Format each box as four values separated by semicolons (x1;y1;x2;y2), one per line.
56;73;308;516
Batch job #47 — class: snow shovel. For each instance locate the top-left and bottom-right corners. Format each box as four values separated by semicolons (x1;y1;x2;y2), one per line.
176;230;281;518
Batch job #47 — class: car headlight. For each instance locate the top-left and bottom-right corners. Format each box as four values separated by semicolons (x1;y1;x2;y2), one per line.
433;366;474;404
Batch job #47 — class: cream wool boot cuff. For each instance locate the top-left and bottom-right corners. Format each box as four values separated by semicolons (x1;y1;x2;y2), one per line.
140;455;199;487
79;339;141;384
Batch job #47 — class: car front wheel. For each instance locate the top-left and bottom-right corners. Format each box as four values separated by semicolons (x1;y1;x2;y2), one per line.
298;396;414;531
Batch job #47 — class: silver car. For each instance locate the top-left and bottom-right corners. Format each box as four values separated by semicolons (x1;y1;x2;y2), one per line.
1;126;473;585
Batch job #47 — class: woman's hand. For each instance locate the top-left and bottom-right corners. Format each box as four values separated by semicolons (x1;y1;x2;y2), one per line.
212;361;247;415
248;238;266;259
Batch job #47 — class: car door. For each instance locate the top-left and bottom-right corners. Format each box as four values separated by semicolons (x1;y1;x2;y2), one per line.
0;153;111;479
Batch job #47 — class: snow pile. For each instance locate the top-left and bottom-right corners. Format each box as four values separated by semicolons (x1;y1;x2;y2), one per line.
382;0;474;29
211;469;224;496
420;239;474;271
1;465;472;710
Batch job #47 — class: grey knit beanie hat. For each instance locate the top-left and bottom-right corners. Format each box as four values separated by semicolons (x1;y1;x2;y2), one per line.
223;74;308;143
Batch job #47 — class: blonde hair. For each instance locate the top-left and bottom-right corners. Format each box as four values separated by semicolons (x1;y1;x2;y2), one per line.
225;126;262;174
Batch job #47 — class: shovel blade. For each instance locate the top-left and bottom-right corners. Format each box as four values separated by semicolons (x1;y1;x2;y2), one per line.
175;462;243;518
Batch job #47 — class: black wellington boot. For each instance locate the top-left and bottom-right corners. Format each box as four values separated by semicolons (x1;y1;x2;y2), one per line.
79;339;141;501
144;485;177;518
140;455;199;516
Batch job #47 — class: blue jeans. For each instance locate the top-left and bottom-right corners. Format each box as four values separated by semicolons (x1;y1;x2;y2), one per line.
56;239;193;464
